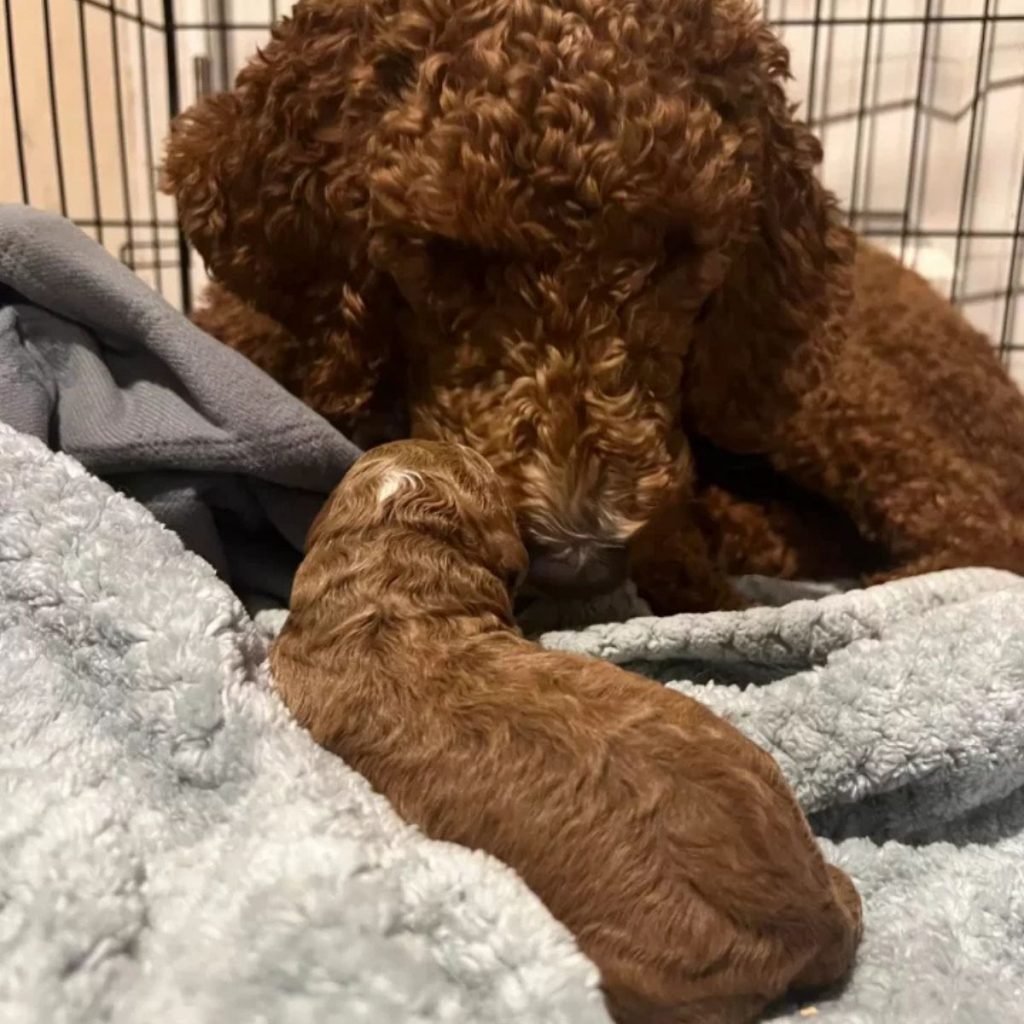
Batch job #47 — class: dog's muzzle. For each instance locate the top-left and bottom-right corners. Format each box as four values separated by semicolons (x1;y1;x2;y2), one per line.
524;541;629;599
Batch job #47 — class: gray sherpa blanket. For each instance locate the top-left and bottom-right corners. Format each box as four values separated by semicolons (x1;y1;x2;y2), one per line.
3;206;1024;1023
7;438;1024;1024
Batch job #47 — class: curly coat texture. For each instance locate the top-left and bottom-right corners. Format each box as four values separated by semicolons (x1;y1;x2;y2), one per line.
163;0;1024;612
271;440;862;1024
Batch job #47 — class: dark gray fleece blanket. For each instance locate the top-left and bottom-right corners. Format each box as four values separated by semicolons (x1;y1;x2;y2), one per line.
0;204;359;602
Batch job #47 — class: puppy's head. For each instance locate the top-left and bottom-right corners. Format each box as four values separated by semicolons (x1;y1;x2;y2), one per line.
312;440;529;595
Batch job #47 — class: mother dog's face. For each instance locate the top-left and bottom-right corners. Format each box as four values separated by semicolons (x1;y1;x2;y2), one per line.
164;0;833;600
368;222;732;597
363;7;755;596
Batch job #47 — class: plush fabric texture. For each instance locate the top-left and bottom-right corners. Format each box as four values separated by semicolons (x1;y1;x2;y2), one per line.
2;419;1023;1022
0;422;605;1024
0;204;359;602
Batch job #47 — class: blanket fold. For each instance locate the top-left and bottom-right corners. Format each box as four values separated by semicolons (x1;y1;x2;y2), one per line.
0;205;358;602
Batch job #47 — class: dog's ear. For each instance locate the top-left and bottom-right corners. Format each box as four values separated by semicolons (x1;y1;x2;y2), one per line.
684;23;855;451
161;86;343;303
160;92;239;273
161;8;398;427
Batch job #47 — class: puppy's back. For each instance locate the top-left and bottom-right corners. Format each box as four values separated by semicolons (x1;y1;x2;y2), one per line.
273;626;860;1024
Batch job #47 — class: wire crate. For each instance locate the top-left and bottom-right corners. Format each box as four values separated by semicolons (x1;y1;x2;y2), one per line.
2;1;1022;374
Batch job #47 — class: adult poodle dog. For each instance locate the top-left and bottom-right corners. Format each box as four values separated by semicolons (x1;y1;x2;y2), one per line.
163;0;1024;613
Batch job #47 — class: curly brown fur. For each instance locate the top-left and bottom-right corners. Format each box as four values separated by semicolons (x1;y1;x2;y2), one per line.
162;0;847;606
773;243;1024;581
271;439;862;1023
163;0;1024;610
684;243;1024;589
691;438;886;580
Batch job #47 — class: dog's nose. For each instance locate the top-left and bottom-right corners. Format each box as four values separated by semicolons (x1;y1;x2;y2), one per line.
526;542;629;598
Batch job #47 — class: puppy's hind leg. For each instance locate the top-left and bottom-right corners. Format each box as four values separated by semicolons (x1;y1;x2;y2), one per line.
604;988;766;1024
790;865;863;994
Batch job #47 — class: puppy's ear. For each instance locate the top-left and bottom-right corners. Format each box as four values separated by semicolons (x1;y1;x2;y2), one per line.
684;22;854;451
161;7;398;427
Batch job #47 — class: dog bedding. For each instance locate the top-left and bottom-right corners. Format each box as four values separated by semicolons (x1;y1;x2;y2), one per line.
2;207;1023;1023
0;204;360;604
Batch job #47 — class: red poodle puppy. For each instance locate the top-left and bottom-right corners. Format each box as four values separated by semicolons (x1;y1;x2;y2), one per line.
164;0;1024;612
271;439;862;1023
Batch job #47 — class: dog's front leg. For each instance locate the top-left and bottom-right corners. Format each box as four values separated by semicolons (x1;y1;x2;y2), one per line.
758;244;1024;580
629;487;748;615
